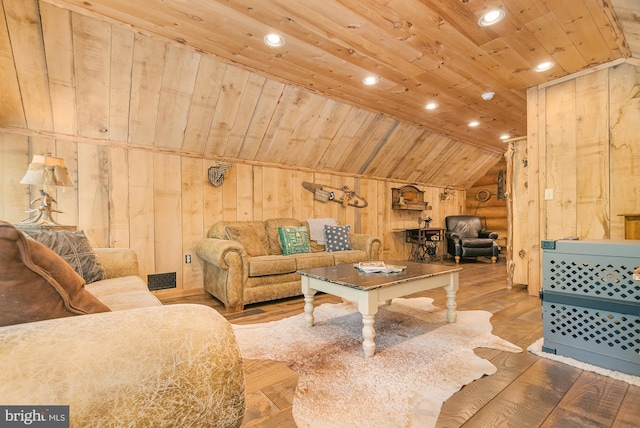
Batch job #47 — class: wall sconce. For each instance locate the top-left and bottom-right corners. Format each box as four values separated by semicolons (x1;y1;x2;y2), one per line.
19;153;74;225
208;162;232;187
439;185;453;201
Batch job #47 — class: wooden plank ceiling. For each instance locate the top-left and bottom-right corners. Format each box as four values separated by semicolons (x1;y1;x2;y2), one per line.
1;0;638;188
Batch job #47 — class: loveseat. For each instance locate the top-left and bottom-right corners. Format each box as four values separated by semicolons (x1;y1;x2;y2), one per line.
196;218;382;311
0;221;245;427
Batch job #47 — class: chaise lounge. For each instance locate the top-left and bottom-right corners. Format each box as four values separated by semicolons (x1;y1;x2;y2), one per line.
0;221;246;427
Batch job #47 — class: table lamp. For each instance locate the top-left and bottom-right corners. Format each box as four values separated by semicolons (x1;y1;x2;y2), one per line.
18;153;74;225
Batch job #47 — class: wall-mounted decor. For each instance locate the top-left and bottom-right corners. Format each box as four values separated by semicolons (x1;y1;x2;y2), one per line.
392;185;429;210
302;182;368;208
207;163;232;187
439;185;453;202
497;170;505;199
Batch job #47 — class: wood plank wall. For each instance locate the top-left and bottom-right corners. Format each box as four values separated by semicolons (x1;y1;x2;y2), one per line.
0;136;465;298
524;61;640;295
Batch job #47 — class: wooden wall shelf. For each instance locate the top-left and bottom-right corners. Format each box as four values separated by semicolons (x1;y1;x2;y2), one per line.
392;185;430;211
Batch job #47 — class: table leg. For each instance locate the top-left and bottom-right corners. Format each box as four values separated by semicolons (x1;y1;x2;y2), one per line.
358;296;379;357
444;272;459;323
362;315;376;357
301;279;317;327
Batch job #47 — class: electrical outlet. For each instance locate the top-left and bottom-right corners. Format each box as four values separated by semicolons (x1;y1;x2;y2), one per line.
544;188;553;200
185;254;192;264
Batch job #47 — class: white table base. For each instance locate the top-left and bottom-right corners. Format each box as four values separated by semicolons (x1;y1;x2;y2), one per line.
301;271;459;357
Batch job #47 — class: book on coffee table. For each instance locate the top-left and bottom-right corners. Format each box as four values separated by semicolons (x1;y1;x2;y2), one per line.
354;261;406;273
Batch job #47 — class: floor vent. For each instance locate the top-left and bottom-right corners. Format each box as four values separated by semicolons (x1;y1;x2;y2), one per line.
148;272;176;291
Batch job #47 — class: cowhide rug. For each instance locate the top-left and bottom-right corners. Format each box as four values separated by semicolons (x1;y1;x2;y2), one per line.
233;297;521;428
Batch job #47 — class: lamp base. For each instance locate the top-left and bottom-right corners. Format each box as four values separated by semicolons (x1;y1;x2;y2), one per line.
19;211;61;226
19;189;67;227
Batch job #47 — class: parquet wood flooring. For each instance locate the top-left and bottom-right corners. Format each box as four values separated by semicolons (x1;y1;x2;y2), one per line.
162;260;639;427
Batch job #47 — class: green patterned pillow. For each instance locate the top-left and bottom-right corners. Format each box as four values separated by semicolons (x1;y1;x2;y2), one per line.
278;226;311;255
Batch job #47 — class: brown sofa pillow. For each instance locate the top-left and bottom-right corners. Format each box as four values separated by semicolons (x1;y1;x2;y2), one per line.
224;224;268;257
0;221;111;327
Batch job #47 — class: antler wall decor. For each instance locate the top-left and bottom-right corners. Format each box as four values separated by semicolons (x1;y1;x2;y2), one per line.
208;162;232;187
439;185;454;201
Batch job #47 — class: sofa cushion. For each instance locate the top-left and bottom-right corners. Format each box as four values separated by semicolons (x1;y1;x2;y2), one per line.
460;238;496;248
324;224;353;252
224;224;268;256
0;221;111;327
293;252;335;270
22;229;107;284
265;218;302;255
332;249;369;265
248;255;297;277
85;276;162;310
93;248;139;278
278;226;311;255
451;221;481;238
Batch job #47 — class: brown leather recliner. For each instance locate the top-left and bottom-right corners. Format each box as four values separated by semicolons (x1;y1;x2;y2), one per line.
445;215;500;263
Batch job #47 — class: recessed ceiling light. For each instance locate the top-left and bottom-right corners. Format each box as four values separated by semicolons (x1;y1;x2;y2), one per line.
468;121;480;127
425;102;438;110
500;134;510;140
478;9;505;27
481;91;495;101
362;76;380;86
264;33;285;48
534;61;554;72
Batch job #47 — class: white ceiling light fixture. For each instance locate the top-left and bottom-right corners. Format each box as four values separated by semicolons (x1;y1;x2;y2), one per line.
468;120;480;127
500;134;510;140
534;61;554;72
478;9;505;27
264;33;285;48
481;91;495;101
425;102;438;110
362;75;380;86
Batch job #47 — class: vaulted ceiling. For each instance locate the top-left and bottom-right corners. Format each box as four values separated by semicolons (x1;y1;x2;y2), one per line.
1;0;639;188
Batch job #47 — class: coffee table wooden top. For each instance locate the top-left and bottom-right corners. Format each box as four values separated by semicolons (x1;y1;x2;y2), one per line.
297;261;461;291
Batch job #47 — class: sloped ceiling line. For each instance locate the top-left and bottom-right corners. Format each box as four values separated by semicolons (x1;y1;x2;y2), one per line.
357;119;400;175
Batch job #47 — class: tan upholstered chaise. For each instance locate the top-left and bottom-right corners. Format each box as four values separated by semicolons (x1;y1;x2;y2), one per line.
0;221;245;428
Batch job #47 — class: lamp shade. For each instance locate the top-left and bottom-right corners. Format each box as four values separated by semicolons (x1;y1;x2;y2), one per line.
20;154;74;188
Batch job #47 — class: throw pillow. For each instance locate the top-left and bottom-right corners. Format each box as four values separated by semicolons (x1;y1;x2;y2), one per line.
278;226;311;256
21;229;107;284
324;225;353;252
265;218;302;255
225;224;268;257
0;221;110;327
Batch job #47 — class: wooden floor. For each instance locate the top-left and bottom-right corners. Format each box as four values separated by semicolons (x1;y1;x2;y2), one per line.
162;260;639;427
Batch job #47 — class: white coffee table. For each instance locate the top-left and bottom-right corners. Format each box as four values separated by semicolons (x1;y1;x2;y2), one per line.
297;261;461;357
